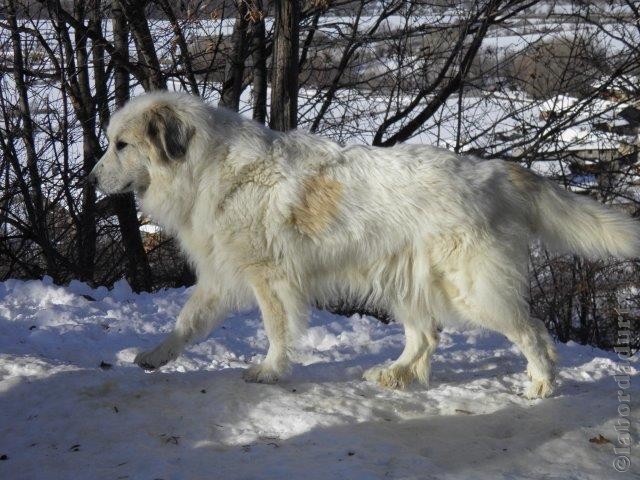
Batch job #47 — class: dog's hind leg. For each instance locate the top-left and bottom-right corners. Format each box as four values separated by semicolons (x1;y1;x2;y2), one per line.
494;314;557;399
447;248;557;399
243;273;306;384
134;286;226;370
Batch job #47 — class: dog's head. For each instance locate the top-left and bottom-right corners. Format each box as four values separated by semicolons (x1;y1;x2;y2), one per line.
89;93;196;195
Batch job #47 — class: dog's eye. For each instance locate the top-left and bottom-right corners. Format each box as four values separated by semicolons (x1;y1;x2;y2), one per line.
115;141;128;151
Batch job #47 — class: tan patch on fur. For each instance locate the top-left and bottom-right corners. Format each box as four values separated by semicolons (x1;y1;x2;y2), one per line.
291;174;343;236
217;160;280;213
506;163;541;193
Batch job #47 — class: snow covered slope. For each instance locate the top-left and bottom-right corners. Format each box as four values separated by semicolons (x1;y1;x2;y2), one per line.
0;278;636;479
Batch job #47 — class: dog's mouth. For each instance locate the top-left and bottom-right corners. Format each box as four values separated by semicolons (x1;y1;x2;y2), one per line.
121;181;134;192
119;181;150;196
111;181;135;195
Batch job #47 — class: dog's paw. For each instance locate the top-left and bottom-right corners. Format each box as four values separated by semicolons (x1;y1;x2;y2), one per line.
242;364;280;384
134;344;178;371
524;378;554;399
363;364;414;389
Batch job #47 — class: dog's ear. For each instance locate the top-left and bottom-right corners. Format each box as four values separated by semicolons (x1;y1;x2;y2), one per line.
145;105;195;162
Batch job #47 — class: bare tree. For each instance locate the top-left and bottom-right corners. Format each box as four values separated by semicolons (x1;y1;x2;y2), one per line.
1;0;638;348
219;0;249;110
270;0;300;131
5;0;60;280
109;0;154;291
250;0;267;123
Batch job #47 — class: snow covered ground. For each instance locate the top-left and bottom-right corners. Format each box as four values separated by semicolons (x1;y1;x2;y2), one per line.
0;278;637;479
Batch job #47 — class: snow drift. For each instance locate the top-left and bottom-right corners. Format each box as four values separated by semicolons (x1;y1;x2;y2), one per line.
0;278;636;479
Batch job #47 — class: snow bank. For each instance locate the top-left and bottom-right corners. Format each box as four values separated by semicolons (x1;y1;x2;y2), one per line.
0;279;636;479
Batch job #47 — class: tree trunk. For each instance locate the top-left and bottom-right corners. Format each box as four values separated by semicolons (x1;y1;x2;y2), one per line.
270;0;299;131
250;0;267;123
113;0;129;108
121;0;166;90
111;0;153;292
74;0;98;283
90;0;109;129
219;0;249;111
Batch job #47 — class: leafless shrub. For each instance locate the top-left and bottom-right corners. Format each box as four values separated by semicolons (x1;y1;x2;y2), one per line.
1;0;638;349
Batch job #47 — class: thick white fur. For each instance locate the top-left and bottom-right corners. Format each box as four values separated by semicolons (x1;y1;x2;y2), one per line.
91;92;640;399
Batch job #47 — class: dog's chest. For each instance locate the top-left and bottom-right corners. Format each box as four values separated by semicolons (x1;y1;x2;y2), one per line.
180;201;270;271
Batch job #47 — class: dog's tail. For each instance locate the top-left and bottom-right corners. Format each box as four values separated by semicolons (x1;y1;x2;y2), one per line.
508;164;640;259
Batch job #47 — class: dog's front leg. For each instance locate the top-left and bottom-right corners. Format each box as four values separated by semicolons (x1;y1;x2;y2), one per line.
134;286;226;370
243;274;305;384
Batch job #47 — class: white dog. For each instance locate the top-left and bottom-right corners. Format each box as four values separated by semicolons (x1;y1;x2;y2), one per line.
89;91;640;398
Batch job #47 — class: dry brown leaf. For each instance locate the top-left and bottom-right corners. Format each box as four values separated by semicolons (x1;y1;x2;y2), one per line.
589;434;611;445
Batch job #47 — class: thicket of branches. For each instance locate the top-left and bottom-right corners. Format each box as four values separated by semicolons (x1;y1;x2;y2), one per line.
1;0;639;349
